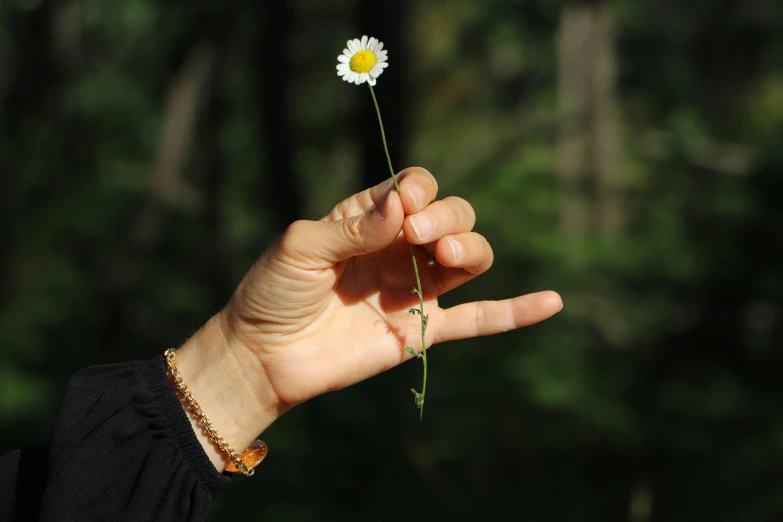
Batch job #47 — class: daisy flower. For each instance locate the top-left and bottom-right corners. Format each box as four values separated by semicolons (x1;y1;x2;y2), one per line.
336;35;388;86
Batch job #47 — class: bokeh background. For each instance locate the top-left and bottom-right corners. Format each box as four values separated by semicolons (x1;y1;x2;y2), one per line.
3;0;783;520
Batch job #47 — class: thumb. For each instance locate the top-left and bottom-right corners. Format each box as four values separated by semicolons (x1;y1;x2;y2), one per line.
290;190;403;266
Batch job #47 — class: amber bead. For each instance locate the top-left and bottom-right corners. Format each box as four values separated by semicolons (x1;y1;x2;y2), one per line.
226;440;268;473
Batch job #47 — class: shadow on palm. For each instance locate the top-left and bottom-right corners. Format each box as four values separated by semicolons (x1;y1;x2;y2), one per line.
333;235;442;358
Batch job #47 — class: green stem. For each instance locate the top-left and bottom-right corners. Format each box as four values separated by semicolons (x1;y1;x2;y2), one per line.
368;84;428;419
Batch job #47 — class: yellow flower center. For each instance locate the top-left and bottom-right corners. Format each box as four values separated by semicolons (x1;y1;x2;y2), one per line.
349;50;376;73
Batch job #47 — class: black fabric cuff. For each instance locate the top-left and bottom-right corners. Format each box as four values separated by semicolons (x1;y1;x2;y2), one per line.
148;354;232;493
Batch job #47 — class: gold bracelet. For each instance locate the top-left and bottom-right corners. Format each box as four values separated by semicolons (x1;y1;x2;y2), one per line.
164;348;268;477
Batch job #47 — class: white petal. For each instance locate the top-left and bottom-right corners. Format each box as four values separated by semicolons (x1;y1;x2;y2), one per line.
343;72;355;83
338;54;349;63
367;75;376;86
343;48;353;57
337;63;349;71
378;61;389;68
337;69;347;76
361;35;368;49
346;40;356;53
368;37;377;52
353;38;361;51
376;42;384;53
354;75;362;85
370;66;384;77
376;50;388;58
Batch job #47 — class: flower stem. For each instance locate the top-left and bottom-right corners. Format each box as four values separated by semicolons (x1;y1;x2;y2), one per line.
368;83;428;419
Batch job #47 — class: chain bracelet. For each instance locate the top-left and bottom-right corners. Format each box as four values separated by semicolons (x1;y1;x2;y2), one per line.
164;348;254;476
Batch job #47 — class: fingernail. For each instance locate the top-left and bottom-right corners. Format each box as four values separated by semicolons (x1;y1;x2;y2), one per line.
407;185;425;209
558;302;564;313
410;214;434;240
447;237;464;261
377;194;391;219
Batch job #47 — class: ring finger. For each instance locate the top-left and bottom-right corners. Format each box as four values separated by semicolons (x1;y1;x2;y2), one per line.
426;232;494;295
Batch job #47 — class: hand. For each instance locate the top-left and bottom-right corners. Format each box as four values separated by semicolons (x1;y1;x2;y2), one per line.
175;167;562;470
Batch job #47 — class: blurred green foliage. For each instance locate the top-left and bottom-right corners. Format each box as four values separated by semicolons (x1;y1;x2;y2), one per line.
2;0;783;520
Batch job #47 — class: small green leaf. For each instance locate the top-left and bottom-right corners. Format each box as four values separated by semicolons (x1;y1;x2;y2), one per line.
405;346;416;355
411;389;424;408
407;307;420;316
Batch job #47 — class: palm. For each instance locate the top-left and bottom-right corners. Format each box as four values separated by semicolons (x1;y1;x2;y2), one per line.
235;236;440;407
333;237;439;360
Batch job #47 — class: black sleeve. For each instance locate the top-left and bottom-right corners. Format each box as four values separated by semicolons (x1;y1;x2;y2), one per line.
0;355;232;521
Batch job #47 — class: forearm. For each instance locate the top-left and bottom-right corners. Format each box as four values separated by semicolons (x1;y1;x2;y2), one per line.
172;312;280;472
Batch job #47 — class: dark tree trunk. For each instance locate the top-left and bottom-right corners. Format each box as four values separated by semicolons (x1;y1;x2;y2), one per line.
256;1;303;230
202;40;231;306
1;4;60;304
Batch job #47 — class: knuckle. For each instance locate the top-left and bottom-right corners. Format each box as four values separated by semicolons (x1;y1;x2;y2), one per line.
460;198;477;225
480;235;495;269
475;301;488;328
417;166;437;192
283;219;310;239
335;200;350;218
396;167;416;183
280;220;311;252
333;198;358;219
444;197;475;227
404;166;432;179
441;197;461;224
342;217;367;253
402;166;437;193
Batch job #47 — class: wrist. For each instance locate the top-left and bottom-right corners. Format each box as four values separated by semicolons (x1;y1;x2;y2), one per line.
172;312;281;472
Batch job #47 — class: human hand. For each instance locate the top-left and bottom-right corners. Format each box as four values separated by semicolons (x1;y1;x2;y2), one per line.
175;167;562;469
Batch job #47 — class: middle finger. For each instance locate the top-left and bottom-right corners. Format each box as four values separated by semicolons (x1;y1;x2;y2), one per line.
402;197;476;245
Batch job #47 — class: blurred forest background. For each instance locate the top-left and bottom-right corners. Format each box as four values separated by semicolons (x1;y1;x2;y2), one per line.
2;0;783;520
